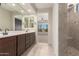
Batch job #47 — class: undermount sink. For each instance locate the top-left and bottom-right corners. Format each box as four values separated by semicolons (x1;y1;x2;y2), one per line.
0;34;3;36
3;32;8;35
0;32;8;36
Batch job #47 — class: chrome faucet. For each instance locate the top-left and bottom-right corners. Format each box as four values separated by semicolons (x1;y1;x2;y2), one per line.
26;29;29;32
0;28;2;31
5;28;9;33
3;28;9;35
0;28;2;34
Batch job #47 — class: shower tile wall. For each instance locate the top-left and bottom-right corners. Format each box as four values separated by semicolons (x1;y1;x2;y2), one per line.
59;3;68;56
68;6;79;50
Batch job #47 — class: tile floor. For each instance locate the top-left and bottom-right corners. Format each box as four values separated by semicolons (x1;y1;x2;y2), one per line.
22;43;53;56
65;46;79;56
22;43;79;56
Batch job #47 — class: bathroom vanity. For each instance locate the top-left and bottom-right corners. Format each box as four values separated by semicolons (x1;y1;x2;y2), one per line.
0;31;36;56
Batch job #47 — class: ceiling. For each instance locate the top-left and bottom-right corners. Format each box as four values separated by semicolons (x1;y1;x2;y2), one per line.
0;3;53;15
0;3;36;15
34;3;53;9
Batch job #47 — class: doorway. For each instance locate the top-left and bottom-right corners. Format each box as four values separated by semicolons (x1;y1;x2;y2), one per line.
37;13;48;43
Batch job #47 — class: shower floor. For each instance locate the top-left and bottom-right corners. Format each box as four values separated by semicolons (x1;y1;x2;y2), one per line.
65;46;79;56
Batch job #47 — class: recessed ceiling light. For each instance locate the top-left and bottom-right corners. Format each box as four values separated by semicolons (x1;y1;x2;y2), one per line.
27;9;31;12
12;3;16;6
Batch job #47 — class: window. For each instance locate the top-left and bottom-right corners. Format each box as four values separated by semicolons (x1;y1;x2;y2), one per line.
38;13;48;33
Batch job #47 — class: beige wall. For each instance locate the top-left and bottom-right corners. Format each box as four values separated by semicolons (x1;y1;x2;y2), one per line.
52;3;59;56
68;5;79;50
37;8;52;44
0;7;13;30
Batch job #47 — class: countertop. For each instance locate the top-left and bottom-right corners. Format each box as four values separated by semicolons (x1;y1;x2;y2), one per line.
0;31;35;38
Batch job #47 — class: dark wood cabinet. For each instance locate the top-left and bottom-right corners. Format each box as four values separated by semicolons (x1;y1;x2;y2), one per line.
16;34;26;56
25;32;36;50
25;33;30;49
0;32;36;56
0;36;16;56
31;32;36;43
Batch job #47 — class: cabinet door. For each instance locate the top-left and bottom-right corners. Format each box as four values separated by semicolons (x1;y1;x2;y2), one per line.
25;34;29;49
30;32;36;44
8;37;16;56
32;32;36;43
17;34;26;56
25;32;36;50
0;36;16;56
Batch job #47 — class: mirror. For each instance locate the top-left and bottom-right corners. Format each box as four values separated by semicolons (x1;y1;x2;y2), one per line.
38;13;48;33
23;15;35;29
30;16;34;28
24;17;29;28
